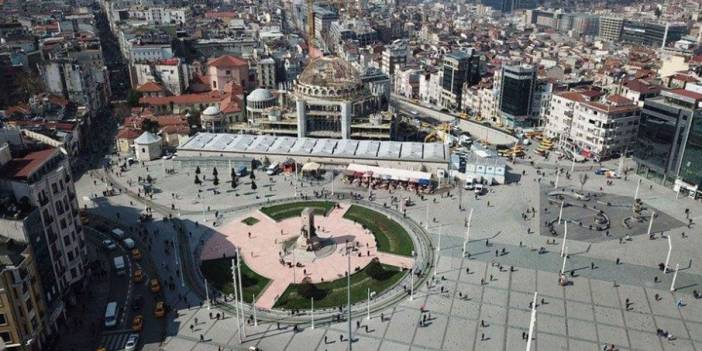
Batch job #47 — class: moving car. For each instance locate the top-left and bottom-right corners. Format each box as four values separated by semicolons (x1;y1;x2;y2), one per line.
123;238;135;249
104;302;118;328
113;256;126;276
124;334;139;351
102;239;116;251
464;179;475;190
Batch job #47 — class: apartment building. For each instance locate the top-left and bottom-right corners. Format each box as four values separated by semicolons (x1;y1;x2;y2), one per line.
0;236;48;350
570;96;640;159
381;39;409;76
0;138;87;332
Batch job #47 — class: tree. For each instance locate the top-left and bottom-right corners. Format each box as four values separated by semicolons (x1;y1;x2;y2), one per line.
212;167;218;177
126;89;143;107
213;176;219;186
194;175;202;185
251;181;257;190
195;166;201;175
296;278;326;300
578;173;589;192
365;258;390;280
141;119;160;134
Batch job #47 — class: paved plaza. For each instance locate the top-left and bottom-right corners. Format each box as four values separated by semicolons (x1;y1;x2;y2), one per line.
74;154;702;351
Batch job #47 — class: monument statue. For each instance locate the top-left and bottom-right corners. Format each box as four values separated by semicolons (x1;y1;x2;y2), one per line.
296;208;321;251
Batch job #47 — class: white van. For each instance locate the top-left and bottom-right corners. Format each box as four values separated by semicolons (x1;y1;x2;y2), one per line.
266;162;280;175
111;228;125;239
113;256;126;275
474;183;485;195
104;302;119;328
464;179;475;190
122;238;135;249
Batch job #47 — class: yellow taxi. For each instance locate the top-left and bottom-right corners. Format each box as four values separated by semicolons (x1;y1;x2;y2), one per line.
131;315;143;331
131;248;142;260
132;269;144;283
154;301;165;318
149;278;161;293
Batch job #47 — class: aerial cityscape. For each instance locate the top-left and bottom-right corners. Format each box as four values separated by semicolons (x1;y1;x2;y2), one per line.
0;0;701;350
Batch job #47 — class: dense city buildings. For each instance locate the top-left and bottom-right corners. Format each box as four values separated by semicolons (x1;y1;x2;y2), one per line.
2;0;702;350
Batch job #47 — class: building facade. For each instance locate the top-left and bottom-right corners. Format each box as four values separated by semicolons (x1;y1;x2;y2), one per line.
634;88;702;197
440;50;480;110
498;64;537;128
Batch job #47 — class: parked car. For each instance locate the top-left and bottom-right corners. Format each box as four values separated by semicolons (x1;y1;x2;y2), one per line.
102;239;116;251
123;238;135;249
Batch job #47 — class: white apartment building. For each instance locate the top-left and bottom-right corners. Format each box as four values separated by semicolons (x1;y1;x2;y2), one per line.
128;7;191;26
131;58;189;95
393;67;419;99
543;91;586;140
419;70;442;106
461;85;481;114
381;39;409;76
479;87;498;121
570;96;640;159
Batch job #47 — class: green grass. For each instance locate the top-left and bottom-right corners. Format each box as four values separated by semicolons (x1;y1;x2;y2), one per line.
200;257;270;303
343;205;414;256
242;217;259;226
273;264;405;309
260;201;336;221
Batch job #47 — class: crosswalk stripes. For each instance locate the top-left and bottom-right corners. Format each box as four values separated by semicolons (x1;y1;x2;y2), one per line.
99;331;132;351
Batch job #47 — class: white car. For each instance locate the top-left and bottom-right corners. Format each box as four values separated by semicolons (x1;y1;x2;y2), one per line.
124;333;139;351
102;239;117;251
123;238;136;249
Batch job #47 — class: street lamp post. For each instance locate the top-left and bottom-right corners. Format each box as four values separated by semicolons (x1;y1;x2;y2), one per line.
647;211;655;236
236;247;246;338
560;221;568;257
670;264;680;292
409;267;414;301
204;278;211;310
230;259;242;344
347;241;352;351
555;169;560;189
462;208;473;257
526;292;538;351
311;297;315;329
366;289;375;320
633;179;641;210
252;294;258;326
665;234;672;273
558;200;564;225
561;246;568;275
434;226;441;277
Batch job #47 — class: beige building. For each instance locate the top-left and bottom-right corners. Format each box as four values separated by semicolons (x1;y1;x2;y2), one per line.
0;237;48;350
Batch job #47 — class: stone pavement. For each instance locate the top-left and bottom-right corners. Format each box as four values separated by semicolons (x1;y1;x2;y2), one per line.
74;153;702;351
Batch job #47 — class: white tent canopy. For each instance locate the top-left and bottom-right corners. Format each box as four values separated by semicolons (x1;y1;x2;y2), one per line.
346;163;432;182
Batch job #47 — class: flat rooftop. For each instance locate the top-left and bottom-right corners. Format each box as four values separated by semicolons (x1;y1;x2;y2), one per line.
178;133;449;163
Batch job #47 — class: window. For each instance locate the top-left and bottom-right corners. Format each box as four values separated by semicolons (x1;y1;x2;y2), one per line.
0;314;6;325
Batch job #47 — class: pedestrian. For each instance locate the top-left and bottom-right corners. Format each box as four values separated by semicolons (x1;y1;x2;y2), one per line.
591;262;595;269
194;317;198;324
199;334;204;342
340;334;343;342
189;324;194;331
616;258;620;265
324;335;328;343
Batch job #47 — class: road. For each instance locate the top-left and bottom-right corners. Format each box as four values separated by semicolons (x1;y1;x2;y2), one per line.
390;94;518;145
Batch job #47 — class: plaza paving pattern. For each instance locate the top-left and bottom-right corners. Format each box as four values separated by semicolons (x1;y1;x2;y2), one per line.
199;203;414;309
76;154;702;351
539;185;686;243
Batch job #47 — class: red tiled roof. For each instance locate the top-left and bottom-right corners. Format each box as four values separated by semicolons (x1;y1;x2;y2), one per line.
606;95;634;106
622;79;661;94
670;88;702;100
207;55;248;68
671;73;700;83
0;148;56;181
136;82;164;93
161;125;190;134
140;91;227;106
556;91;586;103
116;128;141;140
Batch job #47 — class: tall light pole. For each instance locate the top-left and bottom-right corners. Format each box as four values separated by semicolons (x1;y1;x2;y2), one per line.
647;211;655;236
665;234;672;273
434;226;441;277
367;289;375;320
554;169;560;189
236;247;246;338
670;264;680;292
311;297;315;329
560;221;568;257
204;278;211;310
633;179;641;210
252;294;258;326
230;259;242;344
561;246;568;275
462;208;473;257
558;200;564;225
173;235;184;287
347;241;352;351
409;266;414;301
526;292;538;351
570;157;575;174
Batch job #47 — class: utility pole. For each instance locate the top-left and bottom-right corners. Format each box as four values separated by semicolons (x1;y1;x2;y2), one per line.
526;292;538;351
252;294;258;326
230;259;242;344
462;208;473;257
347;241;352;351
560;221;568;257
236;247;246;338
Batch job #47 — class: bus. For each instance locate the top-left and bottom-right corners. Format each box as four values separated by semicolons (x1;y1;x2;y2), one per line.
105;302;119;328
